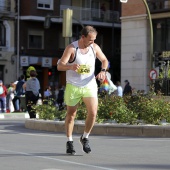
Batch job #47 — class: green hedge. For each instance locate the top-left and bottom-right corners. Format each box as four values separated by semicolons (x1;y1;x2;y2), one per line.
33;93;170;125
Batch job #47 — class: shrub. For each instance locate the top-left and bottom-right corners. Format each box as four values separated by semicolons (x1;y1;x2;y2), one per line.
33;99;57;120
32;92;170;125
125;93;170;124
97;94;137;124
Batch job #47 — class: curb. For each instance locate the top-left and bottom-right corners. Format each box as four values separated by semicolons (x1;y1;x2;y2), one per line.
25;119;170;138
0;113;30;119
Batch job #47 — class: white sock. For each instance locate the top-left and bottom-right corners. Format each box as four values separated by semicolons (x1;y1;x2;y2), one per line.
68;136;73;141
82;132;89;139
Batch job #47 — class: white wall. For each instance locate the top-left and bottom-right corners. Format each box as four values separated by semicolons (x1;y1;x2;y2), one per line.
121;14;151;93
2;20;17;84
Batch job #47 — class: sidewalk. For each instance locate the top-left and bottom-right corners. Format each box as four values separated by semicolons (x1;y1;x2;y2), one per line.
0;112;29;119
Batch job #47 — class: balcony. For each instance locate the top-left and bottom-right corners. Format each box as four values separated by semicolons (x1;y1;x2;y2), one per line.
60;5;120;26
0;0;10;13
147;0;170;13
0;0;15;18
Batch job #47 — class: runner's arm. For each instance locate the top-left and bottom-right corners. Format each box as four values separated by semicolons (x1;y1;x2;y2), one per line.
94;44;108;81
57;45;80;72
95;44;108;70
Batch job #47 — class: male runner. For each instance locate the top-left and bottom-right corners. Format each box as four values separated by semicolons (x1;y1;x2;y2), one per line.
57;25;108;155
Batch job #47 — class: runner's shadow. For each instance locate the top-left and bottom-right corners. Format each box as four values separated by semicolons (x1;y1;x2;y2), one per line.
0;153;83;157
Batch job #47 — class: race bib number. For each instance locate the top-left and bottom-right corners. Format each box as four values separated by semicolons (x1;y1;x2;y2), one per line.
78;65;90;74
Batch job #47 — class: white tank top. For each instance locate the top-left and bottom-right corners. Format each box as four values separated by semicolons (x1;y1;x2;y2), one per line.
66;40;97;87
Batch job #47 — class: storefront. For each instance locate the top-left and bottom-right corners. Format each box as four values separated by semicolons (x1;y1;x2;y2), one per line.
20;56;66;96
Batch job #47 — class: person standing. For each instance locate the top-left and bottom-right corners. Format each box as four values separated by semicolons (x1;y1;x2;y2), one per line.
7;82;15;112
23;70;40;119
123;80;132;96
57;84;64;110
13;75;25;111
57;25;108;155
116;81;123;97
100;3;106;21
43;86;53;104
0;80;7;113
54;86;59;103
44;86;52;99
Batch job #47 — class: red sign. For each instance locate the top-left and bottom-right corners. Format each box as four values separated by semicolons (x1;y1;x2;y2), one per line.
149;69;157;80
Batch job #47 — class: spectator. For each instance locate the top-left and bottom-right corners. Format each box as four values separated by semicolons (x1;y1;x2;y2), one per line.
43;86;53;104
123;80;132;96
44;86;52;99
13;75;25;112
101;3;106;11
6;84;10;112
100;3;106;21
7;82;15;112
57;85;64;110
116;81;123;97
23;70;40;118
0;80;7;113
54;86;59;104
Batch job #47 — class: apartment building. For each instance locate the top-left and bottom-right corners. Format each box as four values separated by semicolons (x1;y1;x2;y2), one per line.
0;0;16;85
121;0;170;93
16;0;121;93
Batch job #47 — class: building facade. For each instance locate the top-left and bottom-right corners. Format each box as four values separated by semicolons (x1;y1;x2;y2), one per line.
0;0;16;85
121;0;170;93
17;0;121;93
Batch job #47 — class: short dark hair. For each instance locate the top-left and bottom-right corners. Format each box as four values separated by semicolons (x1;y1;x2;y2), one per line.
30;70;37;77
20;75;25;80
116;81;121;86
81;26;97;37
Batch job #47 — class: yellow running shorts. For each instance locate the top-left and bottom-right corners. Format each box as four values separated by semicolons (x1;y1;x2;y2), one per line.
64;83;98;106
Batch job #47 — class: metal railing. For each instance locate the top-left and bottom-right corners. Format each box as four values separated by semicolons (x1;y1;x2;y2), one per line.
147;0;170;12
0;0;11;13
60;5;120;23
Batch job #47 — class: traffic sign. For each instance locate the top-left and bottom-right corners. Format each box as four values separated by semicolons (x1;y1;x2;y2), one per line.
149;69;157;80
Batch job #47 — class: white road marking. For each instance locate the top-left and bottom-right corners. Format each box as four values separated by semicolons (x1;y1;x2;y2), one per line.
42;169;62;170
0;148;117;170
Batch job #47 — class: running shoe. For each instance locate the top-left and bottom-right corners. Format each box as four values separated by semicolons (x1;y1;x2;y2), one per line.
80;136;91;154
66;141;76;155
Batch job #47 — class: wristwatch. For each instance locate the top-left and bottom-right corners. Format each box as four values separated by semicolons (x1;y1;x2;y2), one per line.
101;69;106;72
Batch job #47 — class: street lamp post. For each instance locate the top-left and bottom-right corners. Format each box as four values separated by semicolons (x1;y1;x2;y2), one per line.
17;0;20;79
120;0;153;69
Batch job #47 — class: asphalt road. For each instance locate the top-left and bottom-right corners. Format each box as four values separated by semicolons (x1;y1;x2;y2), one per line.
0;119;170;170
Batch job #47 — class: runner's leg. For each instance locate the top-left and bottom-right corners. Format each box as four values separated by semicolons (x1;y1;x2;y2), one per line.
65;105;78;138
82;97;98;133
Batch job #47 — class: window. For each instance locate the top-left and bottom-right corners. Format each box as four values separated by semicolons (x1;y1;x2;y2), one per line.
153;19;170;52
91;0;100;18
37;0;54;10
167;19;170;50
0;21;6;46
28;30;44;49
